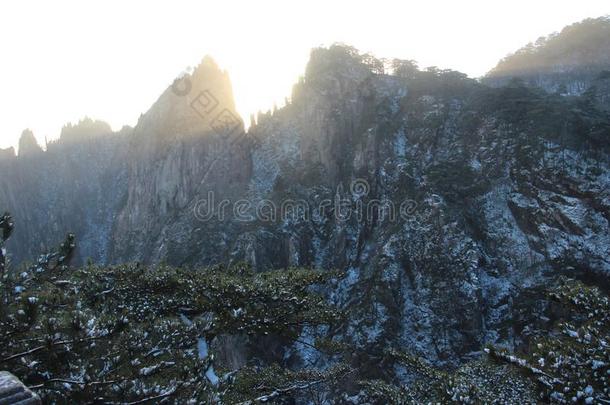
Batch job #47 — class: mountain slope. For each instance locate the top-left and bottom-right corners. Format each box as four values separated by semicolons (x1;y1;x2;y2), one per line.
485;16;610;96
0;119;129;264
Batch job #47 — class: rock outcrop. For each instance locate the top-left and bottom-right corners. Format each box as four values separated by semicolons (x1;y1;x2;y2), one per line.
0;371;41;404
0;121;129;264
237;45;610;365
0;147;15;160
17;130;42;157
111;56;252;263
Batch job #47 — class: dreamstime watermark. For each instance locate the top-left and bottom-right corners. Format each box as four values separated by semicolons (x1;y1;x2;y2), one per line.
171;69;259;181
171;69;248;143
193;179;419;223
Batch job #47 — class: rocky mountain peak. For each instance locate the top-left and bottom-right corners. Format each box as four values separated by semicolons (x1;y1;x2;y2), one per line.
0;147;15;160
111;54;250;263
17;129;42;157
133;54;240;145
191;56;230;92
59;117;113;143
305;45;371;79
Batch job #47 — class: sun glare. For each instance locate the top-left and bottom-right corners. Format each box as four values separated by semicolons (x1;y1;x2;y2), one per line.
0;0;607;149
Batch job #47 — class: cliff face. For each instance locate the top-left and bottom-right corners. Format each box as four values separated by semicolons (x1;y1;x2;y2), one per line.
230;47;610;364
1;26;609;369
111;56;251;263
0;58;251;267
0;122;129;265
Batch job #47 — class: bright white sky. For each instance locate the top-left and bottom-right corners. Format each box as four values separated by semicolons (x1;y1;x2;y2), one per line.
0;0;608;149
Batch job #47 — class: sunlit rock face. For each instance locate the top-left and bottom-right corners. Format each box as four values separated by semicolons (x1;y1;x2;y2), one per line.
59;117;113;144
0;21;609;372
111;56;252;264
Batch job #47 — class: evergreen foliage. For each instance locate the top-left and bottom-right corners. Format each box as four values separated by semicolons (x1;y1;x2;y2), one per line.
488;16;610;77
0;213;13;273
0;216;347;403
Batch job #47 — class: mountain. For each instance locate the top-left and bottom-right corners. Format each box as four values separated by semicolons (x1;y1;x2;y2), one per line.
17;129;43;157
233;45;610;365
111;56;251;263
0;18;609;391
0;120;129;264
485;16;610;97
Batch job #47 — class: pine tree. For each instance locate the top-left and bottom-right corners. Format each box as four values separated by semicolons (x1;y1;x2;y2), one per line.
0;212;14;304
0;214;349;403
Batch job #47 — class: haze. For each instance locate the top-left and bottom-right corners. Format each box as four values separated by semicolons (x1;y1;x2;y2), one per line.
0;0;607;150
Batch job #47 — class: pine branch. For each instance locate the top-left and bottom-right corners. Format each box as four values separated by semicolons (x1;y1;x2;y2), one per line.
29;378;120;389
236;379;325;405
1;333;112;364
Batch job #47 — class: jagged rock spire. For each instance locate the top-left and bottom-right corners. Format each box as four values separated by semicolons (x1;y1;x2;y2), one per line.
59;117;112;143
133;54;241;143
0;147;15;160
17;129;42;157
